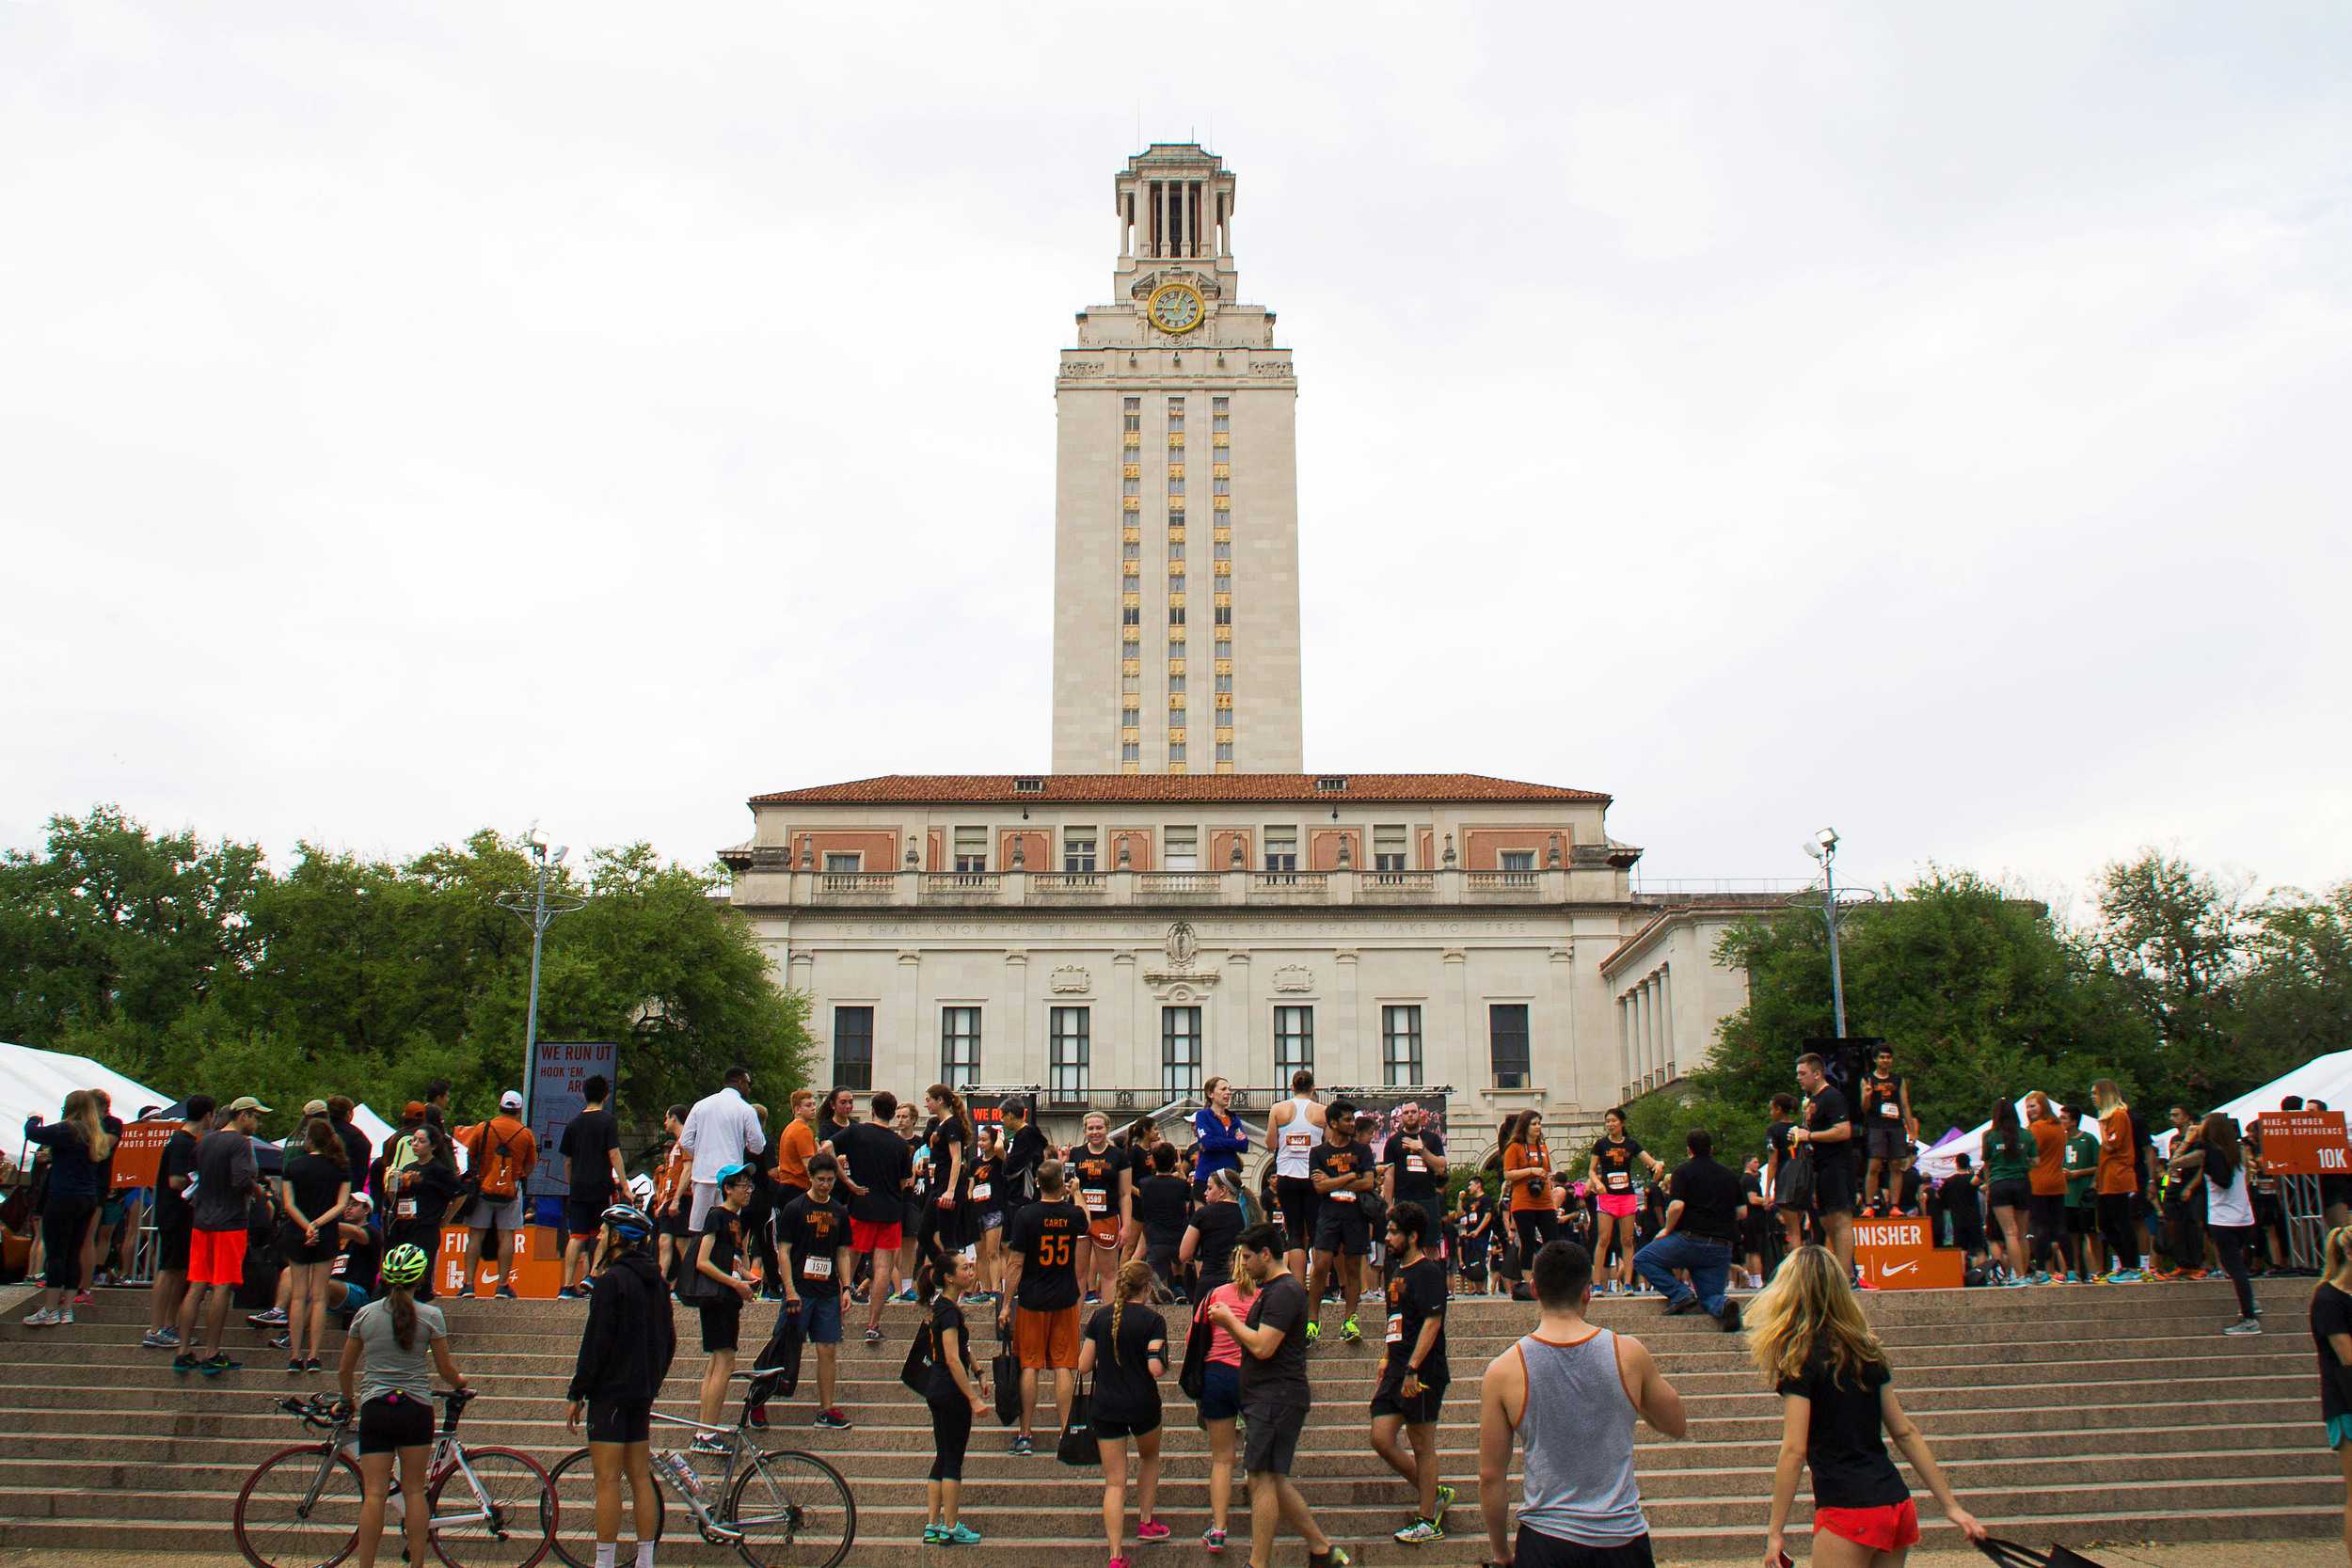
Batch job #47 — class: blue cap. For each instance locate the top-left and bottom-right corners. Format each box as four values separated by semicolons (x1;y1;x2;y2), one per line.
717;1162;755;1188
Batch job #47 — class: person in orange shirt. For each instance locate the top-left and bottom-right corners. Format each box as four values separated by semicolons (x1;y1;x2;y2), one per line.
458;1091;539;1300
651;1105;692;1285
2091;1080;2145;1281
1501;1110;1560;1281
771;1089;821;1210
2023;1092;2071;1283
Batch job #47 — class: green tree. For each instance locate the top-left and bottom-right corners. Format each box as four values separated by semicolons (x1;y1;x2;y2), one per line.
2087;849;2253;1095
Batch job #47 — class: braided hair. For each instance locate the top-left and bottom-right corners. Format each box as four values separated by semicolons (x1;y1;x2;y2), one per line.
1108;1259;1153;1361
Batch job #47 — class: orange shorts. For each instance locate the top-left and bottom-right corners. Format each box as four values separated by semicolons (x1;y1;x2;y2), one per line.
1014;1304;1081;1370
1088;1216;1121;1251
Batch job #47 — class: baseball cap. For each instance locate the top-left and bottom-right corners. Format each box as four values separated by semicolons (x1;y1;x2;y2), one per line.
224;1096;272;1115
500;1090;524;1112
302;1100;328;1117
404;1101;427;1119
717;1161;755;1188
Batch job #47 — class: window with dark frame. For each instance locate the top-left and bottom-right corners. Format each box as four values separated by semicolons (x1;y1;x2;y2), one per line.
1274;1005;1314;1079
941;1006;980;1089
1490;1003;1532;1089
1049;1007;1091;1102
833;1006;875;1091
1383;1005;1424;1086
1162;1006;1202;1100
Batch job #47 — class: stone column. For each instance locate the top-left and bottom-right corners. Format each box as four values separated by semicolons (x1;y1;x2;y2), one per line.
1223;951;1253;1089
1442;947;1470;1093
1660;965;1676;1079
894;950;923;1093
1118;951;1142;1095
1546;946;1576;1107
1335;949;1361;1085
1005;953;1029;1092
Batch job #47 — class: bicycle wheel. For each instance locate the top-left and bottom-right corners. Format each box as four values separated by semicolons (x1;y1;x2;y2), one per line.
726;1449;853;1568
540;1447;664;1568
234;1443;363;1568
427;1446;552;1568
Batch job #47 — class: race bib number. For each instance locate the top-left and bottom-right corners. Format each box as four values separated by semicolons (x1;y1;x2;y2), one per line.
970;1182;990;1202
1406;1155;1428;1174
1386;1313;1405;1344
396;1197;417;1219
1284;1132;1311;1151
1879;1101;1899;1118
1330;1188;1357;1203
802;1256;833;1280
1606;1171;1630;1193
329;1256;347;1277
1082;1187;1109;1213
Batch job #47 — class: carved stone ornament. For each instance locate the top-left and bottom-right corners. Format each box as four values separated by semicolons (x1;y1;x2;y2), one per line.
1272;964;1313;993
1165;920;1200;967
1050;964;1092;994
1128;269;1222;302
1061;359;1105;377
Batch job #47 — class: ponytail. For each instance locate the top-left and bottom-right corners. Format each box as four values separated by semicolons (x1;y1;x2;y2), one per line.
1108;1259;1153;1360
915;1257;950;1304
389;1282;418;1354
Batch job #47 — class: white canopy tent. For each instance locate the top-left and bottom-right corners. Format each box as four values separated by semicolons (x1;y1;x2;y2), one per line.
2151;1048;2352;1157
1916;1094;2083;1181
0;1040;172;1148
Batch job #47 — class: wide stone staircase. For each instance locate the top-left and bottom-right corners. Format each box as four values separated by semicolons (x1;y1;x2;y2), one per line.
0;1276;2337;1564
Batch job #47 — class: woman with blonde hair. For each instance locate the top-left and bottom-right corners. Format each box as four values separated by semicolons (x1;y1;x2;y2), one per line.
1189;1245;1257;1555
22;1089;117;1327
1079;1258;1169;1564
2090;1079;2144;1282
1750;1245;1984;1566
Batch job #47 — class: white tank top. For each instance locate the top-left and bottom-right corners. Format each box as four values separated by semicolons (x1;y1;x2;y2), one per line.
1275;1097;1319;1177
2207;1160;2253;1228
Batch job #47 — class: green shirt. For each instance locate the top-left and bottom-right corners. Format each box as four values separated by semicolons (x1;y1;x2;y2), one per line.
2062;1131;2099;1207
1981;1129;2035;1185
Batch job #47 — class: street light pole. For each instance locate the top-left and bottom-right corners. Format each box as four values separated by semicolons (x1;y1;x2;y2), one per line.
497;838;586;1140
1804;828;1849;1039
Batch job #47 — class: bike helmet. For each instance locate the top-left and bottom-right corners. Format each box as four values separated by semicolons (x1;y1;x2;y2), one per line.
716;1161;755;1190
380;1243;430;1287
600;1202;654;1241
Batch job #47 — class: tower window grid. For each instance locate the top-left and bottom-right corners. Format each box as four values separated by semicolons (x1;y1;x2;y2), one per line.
1120;395;1144;769
1212;395;1232;769
1167;395;1186;768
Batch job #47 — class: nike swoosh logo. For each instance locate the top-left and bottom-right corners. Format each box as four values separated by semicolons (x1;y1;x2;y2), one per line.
1882;1260;1918;1277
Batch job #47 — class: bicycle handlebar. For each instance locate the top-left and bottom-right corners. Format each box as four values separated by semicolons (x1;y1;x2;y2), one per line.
279;1387;472;1432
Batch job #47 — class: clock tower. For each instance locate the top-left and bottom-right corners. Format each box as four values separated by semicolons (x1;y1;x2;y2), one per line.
1050;144;1305;776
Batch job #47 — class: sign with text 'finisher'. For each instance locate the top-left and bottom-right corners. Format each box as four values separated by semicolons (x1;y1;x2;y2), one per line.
529;1040;617;1197
1852;1215;1964;1290
2259;1110;2350;1177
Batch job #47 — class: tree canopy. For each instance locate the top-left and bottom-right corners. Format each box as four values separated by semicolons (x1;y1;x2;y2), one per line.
0;807;810;1129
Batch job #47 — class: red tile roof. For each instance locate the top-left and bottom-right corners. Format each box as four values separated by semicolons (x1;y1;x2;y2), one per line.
749;773;1610;806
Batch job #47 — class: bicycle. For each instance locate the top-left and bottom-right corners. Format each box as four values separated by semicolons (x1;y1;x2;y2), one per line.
234;1388;553;1568
540;1371;852;1568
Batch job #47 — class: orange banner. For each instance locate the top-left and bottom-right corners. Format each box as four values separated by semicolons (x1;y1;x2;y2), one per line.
2259;1110;2350;1177
1852;1215;1965;1290
434;1224;567;1299
110;1118;180;1191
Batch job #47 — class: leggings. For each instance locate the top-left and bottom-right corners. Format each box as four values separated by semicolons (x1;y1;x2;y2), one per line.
2166;1197;2205;1273
1514;1208;1563;1275
928;1393;973;1481
40;1195;98;1290
2210;1225;2257;1320
2026;1194;2071;1275
2096;1193;2141;1272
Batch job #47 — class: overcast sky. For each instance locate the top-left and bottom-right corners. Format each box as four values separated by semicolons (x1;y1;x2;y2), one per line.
5;2;2345;906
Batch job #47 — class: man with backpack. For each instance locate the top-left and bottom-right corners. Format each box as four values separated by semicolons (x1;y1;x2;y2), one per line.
459;1091;538;1299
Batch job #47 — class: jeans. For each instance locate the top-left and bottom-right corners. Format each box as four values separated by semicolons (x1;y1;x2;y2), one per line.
1632;1231;1733;1315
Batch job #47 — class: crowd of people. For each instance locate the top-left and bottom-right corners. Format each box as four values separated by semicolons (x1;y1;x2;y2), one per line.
23;1046;2352;1568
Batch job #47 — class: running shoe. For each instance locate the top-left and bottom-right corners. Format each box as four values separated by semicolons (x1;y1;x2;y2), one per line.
896;1285;920;1303
1393;1518;1443;1544
1308;1548;1351;1568
1136;1519;1170;1542
1108;1557;1131;1567
172;1353;201;1374
72;1291;93;1307
199;1354;242;1376
495;1284;517;1300
748;1404;769;1429
2106;1269;2143;1284
690;1431;730;1454
1341;1315;1360;1344
1200;1527;1228;1554
2224;1318;2263;1336
945;1524;982;1545
924;1526;948;1545
288;1360;305;1375
23;1308;56;1328
1085;1292;1102;1306
247;1307;289;1327
1433;1482;1455;1522
1304;1319;1321;1343
814;1408;853;1430
1010;1434;1035;1456
2025;1272;2051;1286
2181;1267;2209;1279
864;1326;884;1345
141;1327;180;1349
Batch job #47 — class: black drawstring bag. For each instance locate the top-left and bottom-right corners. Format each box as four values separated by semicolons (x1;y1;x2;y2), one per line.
900;1319;937;1395
1178;1299;1211;1402
991;1307;1022;1426
1777;1148;1817;1214
1977;1540;2110;1568
1056;1377;1099;1466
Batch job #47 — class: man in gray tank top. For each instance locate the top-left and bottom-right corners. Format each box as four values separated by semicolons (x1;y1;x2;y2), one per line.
1476;1240;1686;1567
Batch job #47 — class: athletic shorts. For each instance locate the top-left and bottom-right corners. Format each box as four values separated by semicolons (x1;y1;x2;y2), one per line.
1015;1303;1081;1370
850;1217;902;1255
1240;1395;1307;1475
1811;1158;1857;1217
587;1399;652;1445
699;1298;742;1354
1369;1379;1446;1424
189;1227;248;1288
1275;1176;1320;1251
1597;1192;1638;1219
1313;1200;1369;1257
358;1392;434;1454
2327;1415;2352;1450
1093;1410;1161;1440
659;1202;691;1238
1866;1125;1911;1162
795;1292;843;1345
1988;1178;2031;1212
100;1196;127;1226
2065;1203;2091;1236
1088;1215;1122;1252
980;1209;1006;1231
1511;1525;1656;1567
158;1220;193;1273
566;1198;606;1240
1815;1498;1919;1552
1198;1360;1242;1422
468;1193;525;1232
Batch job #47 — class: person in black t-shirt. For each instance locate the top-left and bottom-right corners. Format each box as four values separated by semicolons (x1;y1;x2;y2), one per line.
1790;1053;1859;1273
1179;1167;1248;1296
1752;1245;1984;1565
1134;1142;1194;1299
1307;1105;1377;1343
968;1125;1005;1302
918;1085;975;1271
1207;1223;1343;1567
279;1117;354;1372
1455;1180;1496;1294
1077;1259;1170;1560
775;1153;854;1428
558;1075;626;1299
1631;1129;1749;1332
1370;1204;1451;1544
997;1097;1047;1209
999;1160;1089;1454
832;1091;914;1343
1860;1045;1917;1217
691;1164;756;1442
2309;1227;2352;1483
1380;1101;1449;1269
1763;1090;1806;1260
920;1250;990;1546
144;1095;213;1350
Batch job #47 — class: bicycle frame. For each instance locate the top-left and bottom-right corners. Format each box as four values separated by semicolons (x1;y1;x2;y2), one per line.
642;1405;752;1542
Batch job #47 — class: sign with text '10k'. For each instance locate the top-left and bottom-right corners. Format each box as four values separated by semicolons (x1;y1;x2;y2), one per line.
529;1040;617;1197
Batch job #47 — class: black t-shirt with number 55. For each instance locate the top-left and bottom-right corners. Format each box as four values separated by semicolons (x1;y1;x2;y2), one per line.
1007;1197;1088;1311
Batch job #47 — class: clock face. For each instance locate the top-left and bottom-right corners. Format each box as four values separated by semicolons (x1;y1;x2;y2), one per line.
1148;283;1205;334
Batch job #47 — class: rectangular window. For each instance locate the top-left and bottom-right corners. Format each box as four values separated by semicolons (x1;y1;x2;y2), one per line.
1168;605;1185;626
1168;638;1185;657
1383;1005;1424;1086
1165;826;1198;869
1169;573;1186;593
1490;1004;1533;1089
1121;705;1139;727
1216;672;1233;693
1162;1006;1203;1100
1374;824;1406;872
941;1006;980;1088
1168;705;1185;728
1123;539;1141;561
833;1006;874;1091
1502;849;1536;872
954;826;987;873
1274;1006;1314;1079
822;852;862;874
1215;637;1232;659
1214;540;1231;560
1264;825;1298;872
1122;605;1141;626
1063;828;1097;874
1216;740;1234;762
1168;673;1186;695
1121;741;1140;763
1122;673;1140;694
1168;741;1186;764
1050;1007;1090;1103
1214;603;1232;626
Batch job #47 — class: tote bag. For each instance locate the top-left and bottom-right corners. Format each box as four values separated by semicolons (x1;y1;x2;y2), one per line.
1056;1378;1099;1466
991;1307;1022;1426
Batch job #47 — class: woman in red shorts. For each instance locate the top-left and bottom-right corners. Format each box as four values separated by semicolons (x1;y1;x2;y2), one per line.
1749;1245;1986;1566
